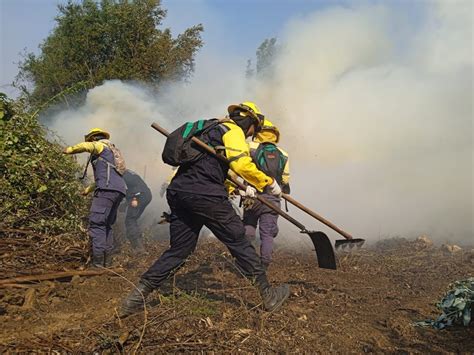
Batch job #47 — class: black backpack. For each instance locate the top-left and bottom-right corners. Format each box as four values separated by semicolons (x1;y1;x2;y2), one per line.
162;119;222;166
253;142;287;184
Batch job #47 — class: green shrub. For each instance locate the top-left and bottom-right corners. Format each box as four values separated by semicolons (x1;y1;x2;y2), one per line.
0;93;87;234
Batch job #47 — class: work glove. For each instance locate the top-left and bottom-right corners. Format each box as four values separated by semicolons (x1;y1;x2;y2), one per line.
239;185;257;198
81;184;94;196
242;197;256;210
268;179;282;197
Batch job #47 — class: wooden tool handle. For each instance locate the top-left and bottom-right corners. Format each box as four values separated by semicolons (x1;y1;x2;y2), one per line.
282;194;353;240
151;122;307;231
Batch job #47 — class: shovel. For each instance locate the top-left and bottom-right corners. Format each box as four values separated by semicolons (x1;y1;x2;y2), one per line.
151;122;337;270
282;194;365;250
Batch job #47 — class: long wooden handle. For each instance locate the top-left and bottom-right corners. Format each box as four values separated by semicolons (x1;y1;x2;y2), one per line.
151;122;307;231
282;194;353;240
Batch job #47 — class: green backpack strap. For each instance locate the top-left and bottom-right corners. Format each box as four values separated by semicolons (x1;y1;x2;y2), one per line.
182;119;206;139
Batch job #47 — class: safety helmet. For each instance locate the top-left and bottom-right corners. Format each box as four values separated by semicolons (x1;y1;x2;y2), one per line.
84;128;110;142
227;101;265;128
255;119;280;143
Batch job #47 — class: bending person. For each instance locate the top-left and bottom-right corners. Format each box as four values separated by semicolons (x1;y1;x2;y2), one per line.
63;128;126;267
120;102;289;317
123;169;152;253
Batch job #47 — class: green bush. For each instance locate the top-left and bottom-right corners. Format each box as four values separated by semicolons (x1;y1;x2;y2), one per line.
0;93;87;234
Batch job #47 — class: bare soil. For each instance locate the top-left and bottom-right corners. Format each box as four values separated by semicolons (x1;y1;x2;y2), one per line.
1;237;473;353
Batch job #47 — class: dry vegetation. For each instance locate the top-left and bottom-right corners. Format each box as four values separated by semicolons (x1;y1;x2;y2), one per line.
1;232;473;353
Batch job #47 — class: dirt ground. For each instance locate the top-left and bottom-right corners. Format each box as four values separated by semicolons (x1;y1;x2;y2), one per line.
1;235;473;353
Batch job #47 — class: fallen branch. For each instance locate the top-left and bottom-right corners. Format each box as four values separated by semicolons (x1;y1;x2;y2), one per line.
0;228;45;237
0;283;37;289
0;268;124;286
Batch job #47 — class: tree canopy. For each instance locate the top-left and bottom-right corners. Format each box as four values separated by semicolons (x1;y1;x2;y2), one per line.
256;38;277;77
246;37;278;80
16;0;204;105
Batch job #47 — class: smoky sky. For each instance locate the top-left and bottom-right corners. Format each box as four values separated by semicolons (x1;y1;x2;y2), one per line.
50;1;473;244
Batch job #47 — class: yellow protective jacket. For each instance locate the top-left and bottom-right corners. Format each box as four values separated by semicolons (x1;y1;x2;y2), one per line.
65;141;107;155
168;119;273;197
64;140;126;195
65;141;108;194
221;121;273;191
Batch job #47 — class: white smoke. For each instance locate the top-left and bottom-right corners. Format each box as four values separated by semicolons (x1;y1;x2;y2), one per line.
49;1;473;244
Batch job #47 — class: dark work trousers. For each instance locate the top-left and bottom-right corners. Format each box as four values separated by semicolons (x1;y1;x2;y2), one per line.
141;190;266;288
125;194;152;245
243;194;281;264
89;189;124;256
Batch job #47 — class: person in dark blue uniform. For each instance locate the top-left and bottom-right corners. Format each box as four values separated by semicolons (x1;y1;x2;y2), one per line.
122;169;152;252
63;128;126;267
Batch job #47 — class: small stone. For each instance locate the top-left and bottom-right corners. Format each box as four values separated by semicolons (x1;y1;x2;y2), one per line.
441;244;462;254
298;314;308;321
415;235;433;248
451;245;462;253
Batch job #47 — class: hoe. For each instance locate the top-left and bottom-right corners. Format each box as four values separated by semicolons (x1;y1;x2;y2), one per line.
281;194;365;250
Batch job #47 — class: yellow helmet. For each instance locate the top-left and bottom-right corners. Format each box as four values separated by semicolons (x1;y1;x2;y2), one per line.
255;119;280;143
84;128;110;142
227;101;264;127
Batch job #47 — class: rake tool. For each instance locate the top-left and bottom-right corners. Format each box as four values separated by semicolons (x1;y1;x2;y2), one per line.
282;194;365;250
151;122;337;270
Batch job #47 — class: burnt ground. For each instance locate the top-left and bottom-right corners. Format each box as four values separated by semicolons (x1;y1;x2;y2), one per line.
0;236;473;353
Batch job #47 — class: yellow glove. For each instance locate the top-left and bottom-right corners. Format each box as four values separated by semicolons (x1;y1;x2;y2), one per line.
81;184;95;196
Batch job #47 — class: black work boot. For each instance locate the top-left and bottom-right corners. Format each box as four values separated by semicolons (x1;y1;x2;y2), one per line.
257;275;290;312
119;280;154;318
104;253;113;268
132;238;145;254
91;253;105;268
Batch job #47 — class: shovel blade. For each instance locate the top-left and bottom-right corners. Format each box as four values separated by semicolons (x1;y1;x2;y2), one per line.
335;238;365;250
306;231;337;270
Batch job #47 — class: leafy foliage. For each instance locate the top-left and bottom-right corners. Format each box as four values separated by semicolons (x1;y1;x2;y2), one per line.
0;93;87;233
416;277;473;329
256;38;278;78
246;37;278;79
16;0;204;106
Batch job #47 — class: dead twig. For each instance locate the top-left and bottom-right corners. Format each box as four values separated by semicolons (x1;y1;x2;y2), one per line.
0;268;124;286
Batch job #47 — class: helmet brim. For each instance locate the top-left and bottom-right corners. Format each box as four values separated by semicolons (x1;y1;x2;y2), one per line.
227;104;242;115
84;131;110;142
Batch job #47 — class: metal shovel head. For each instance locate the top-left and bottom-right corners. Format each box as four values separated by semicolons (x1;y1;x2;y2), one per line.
335;238;365;250
306;231;337;270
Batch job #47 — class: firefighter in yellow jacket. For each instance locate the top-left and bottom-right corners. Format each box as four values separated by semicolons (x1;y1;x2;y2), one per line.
120;102;290;317
63;128;126;267
242;120;290;270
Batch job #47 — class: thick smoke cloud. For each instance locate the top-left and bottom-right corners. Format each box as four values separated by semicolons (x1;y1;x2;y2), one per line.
49;1;472;244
